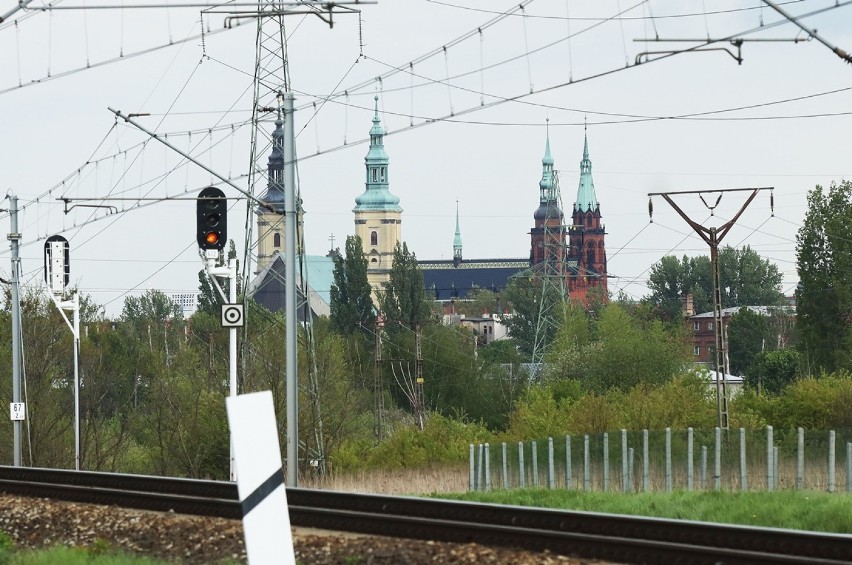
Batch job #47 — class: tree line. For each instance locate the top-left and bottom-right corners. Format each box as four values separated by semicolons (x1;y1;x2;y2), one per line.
0;181;849;479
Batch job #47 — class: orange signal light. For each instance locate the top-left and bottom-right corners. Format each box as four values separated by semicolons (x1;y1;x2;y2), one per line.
205;232;219;245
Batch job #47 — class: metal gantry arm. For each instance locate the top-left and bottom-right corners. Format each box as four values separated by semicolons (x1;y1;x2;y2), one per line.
762;0;852;64
106;108;276;213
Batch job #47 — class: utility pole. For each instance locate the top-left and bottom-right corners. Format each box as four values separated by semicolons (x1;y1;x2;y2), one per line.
283;92;299;487
414;322;424;430
648;187;773;432
374;315;384;441
8;195;22;467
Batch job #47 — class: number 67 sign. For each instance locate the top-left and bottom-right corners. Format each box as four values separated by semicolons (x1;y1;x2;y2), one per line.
9;403;25;421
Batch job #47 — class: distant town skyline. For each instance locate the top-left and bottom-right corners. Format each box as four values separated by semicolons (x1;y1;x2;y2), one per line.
1;0;850;316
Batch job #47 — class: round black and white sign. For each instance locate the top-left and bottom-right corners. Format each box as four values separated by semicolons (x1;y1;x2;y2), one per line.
221;304;245;327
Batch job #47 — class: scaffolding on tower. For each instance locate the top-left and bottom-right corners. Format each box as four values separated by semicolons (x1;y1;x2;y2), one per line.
530;170;568;369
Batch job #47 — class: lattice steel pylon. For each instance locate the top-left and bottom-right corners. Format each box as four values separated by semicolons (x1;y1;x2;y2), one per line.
529;166;569;369
239;3;361;478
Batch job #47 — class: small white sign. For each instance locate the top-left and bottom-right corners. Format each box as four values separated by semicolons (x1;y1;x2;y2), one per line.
221;304;244;328
9;403;25;421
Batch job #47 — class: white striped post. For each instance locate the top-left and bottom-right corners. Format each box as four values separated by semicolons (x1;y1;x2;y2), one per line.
603;432;610;492
518;442;525;488
584;435;591;491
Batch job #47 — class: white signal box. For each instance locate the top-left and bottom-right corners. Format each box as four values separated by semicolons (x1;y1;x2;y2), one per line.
44;236;70;295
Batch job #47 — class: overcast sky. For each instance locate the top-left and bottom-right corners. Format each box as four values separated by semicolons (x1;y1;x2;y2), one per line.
1;0;851;317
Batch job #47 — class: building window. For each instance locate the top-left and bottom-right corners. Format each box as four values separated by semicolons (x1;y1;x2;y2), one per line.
372;168;378;182
273;233;281;248
381;167;386;182
707;321;714;331
370;231;378;246
693;321;699;331
693;346;700;356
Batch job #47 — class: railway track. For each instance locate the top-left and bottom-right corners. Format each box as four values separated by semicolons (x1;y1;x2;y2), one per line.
0;466;849;564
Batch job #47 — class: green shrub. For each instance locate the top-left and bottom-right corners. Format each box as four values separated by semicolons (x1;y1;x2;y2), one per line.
365;413;489;468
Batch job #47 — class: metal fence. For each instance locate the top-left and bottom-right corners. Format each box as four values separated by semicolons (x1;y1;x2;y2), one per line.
468;427;852;493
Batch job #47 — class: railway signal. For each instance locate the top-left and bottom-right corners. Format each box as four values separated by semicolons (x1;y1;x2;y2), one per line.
197;187;227;250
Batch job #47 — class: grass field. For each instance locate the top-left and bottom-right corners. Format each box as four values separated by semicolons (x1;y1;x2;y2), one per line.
439;489;852;533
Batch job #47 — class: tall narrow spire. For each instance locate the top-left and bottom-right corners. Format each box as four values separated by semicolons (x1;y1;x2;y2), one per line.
354;95;401;212
453;200;463;265
575;121;598;213
539;120;555;203
259;110;286;213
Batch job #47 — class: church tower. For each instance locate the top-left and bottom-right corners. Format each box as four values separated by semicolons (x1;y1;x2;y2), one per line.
353;96;402;298
256;112;305;274
567;125;607;303
256;113;287;273
530;131;566;271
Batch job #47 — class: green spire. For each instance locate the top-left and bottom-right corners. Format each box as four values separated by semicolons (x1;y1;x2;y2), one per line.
539;122;556;202
354;96;401;212
575;121;598;213
453;201;462;262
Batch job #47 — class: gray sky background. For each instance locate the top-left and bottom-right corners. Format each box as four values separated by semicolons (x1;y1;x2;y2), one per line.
1;0;851;317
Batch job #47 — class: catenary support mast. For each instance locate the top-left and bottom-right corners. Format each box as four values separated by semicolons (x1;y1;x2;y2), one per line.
648;187;772;432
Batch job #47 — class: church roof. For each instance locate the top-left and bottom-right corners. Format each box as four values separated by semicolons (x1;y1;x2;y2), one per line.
575;128;598;213
420;258;528;301
247;253;335;319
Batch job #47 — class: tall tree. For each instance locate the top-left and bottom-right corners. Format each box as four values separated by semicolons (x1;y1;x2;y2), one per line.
502;272;565;358
726;307;771;376
329;235;375;334
545;302;690;392
744;349;800;395
379;242;430;325
796;180;852;373
646;246;785;320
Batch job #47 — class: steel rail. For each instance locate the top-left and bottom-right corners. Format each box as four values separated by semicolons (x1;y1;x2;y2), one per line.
0;466;849;564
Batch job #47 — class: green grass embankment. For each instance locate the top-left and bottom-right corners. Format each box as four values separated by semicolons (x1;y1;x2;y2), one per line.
440;490;852;533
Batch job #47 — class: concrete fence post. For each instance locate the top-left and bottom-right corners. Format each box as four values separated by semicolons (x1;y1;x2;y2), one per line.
565;435;572;490
740;428;747;492
665;427;672;493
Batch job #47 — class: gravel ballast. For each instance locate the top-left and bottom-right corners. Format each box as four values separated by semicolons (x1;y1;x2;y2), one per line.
0;494;607;564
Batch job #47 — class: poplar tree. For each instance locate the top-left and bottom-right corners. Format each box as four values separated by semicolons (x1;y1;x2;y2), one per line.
796;180;852;373
379;242;430;326
329;235;375;334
